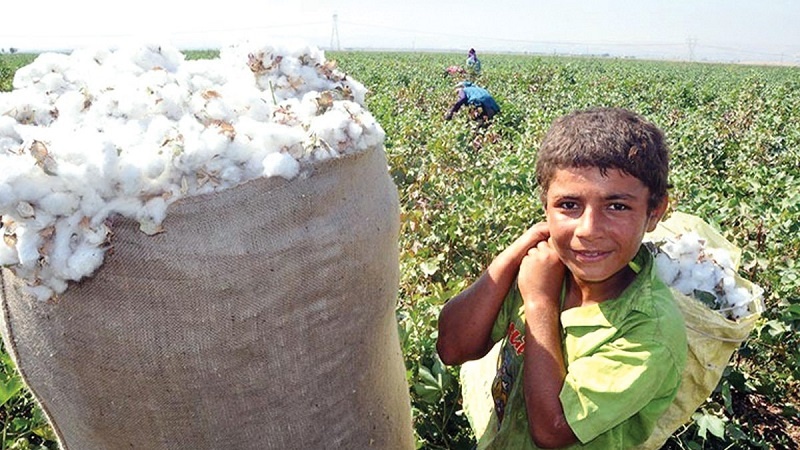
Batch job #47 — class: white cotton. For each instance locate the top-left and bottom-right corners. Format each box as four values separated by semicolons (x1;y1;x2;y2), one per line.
690;260;717;288
0;241;19;266
66;243;105;280
138;196;168;226
24;285;55;302
654;252;680;284
0;41;381;300
43;276;69;296
0;182;15;210
730;305;750;320
14;226;43;268
672;278;696;296
262;152;300;180
38;192;81;217
648;230;761;321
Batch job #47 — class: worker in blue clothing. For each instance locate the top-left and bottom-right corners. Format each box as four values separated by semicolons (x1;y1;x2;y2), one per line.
444;81;501;124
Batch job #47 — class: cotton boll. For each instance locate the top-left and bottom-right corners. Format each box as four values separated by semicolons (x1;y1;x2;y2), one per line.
707;247;735;271
204;96;235;122
341;79;368;105
12;53;70;89
690;260;717;291
43;276;69;296
730;305;750;320
262;152;300;180
66;243;105;281
49;214;81;277
54;90;91;120
10;173;60;205
0;239;19;266
115;83;151;120
138;196;168;230
101;198;144;222
112;44;184;74
318;146;340;160
0;183;15;210
14;225;43;268
654;252;680;284
721;273;737;291
24;285;54;302
79;189;106;220
39;192;81;216
116;164;146;197
0;115;22;139
38;72;70;97
153;83;188;120
672;278;695;296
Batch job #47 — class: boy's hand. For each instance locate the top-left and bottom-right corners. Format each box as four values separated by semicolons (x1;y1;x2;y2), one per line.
503;222;550;265
518;238;565;306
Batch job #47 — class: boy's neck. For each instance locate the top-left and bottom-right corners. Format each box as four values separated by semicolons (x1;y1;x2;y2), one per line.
563;266;637;309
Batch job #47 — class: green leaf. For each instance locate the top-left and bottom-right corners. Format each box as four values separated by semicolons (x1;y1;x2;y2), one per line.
0;371;24;407
693;411;726;439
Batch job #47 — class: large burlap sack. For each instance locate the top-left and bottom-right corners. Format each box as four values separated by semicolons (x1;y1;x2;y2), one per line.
460;212;763;449
0;145;415;450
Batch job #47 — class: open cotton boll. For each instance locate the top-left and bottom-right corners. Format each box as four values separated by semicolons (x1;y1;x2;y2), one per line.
13;225;43;268
0;183;14;210
65;243;105;281
39;192;81;217
106;44;184;75
54;90;91;121
654;252;680;284
0;241;19;266
2;91;58;126
24;285;55;302
262;152;300;180
137;197;169;235
12;53;70;89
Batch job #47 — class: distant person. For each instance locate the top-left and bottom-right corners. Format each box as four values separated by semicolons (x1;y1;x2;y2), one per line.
466;48;482;76
443;65;466;78
444;81;500;125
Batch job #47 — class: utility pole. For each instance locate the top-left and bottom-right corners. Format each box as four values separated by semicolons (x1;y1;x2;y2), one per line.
687;36;698;61
330;13;341;51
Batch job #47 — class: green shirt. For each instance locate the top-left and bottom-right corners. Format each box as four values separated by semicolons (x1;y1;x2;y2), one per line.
480;246;688;449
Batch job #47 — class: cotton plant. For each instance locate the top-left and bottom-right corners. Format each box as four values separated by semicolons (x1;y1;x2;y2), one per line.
0;41;385;301
648;231;761;320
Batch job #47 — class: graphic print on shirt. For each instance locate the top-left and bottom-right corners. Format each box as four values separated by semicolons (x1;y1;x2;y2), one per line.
491;321;524;427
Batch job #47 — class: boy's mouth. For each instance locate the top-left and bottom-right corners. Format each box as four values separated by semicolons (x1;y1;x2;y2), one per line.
573;250;609;262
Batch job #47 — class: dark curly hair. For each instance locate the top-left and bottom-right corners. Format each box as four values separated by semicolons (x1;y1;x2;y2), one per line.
535;107;670;211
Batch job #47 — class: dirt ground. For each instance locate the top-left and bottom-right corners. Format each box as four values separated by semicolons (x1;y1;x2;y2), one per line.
732;391;800;449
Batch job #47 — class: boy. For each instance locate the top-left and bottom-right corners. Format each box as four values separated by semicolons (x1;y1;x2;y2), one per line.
437;108;688;449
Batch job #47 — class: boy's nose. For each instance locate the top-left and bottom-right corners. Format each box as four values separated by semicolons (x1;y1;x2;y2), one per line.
575;207;603;238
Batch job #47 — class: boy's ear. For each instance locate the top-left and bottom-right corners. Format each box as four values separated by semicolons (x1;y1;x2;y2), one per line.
646;196;669;232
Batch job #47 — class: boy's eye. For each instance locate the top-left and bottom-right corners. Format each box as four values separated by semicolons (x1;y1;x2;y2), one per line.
558;201;579;210
608;203;629;211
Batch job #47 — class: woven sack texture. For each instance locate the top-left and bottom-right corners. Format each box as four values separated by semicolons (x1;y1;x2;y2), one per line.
1;145;415;450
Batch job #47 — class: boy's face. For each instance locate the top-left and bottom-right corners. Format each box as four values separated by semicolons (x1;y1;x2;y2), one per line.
544;167;666;293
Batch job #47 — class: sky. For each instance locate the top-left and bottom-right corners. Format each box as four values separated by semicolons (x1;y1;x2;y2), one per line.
3;0;800;65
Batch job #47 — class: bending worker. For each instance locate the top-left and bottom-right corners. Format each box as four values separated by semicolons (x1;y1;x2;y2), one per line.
444;81;500;123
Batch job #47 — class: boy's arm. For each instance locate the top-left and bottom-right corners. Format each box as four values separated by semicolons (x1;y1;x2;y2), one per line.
436;223;549;365
518;238;579;448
